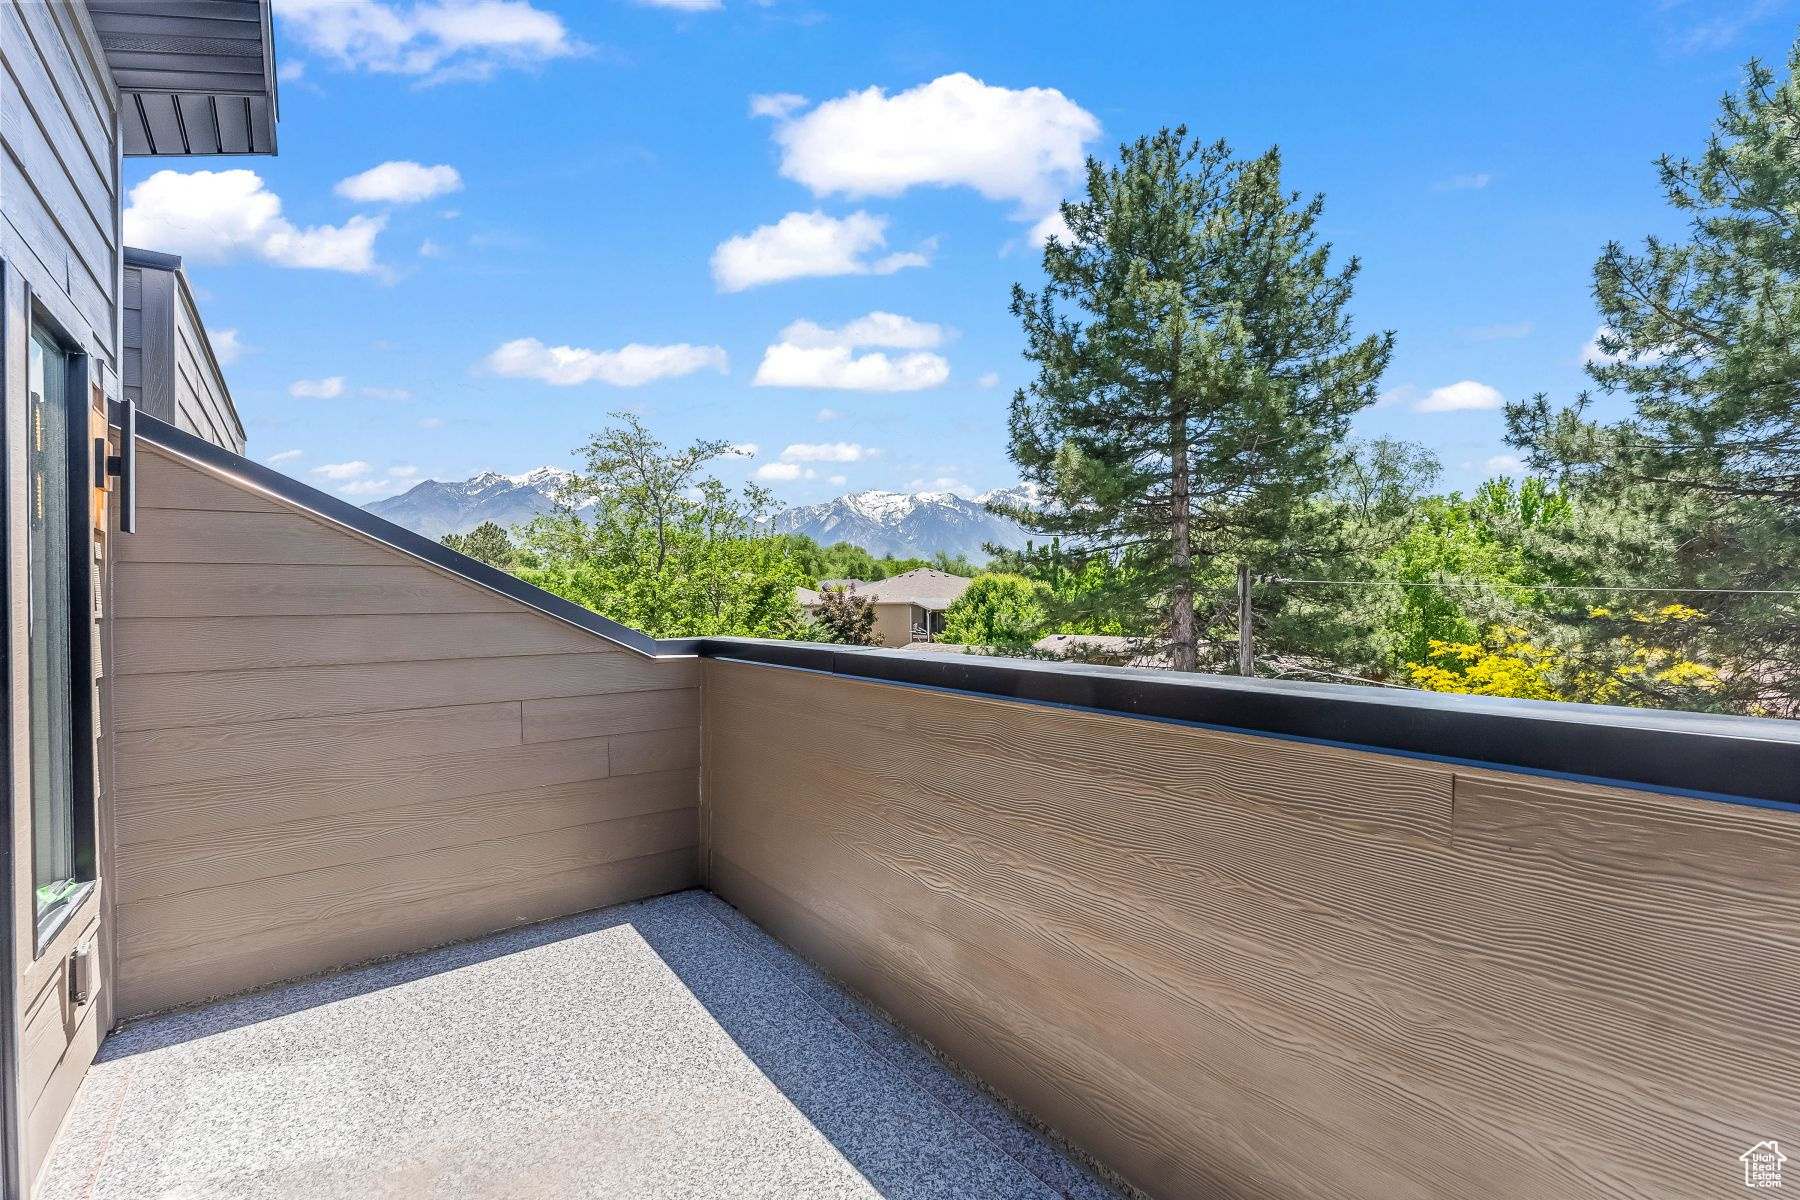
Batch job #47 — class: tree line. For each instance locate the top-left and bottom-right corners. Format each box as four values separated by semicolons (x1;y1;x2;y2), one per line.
446;41;1800;720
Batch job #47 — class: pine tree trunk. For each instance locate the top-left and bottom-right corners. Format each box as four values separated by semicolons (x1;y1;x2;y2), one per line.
1168;369;1197;672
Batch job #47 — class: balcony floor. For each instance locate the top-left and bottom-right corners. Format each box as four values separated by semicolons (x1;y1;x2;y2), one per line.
39;889;1116;1200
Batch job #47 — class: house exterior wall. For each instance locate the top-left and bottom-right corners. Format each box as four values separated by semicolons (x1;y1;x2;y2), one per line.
123;252;245;453
871;601;915;648
0;0;120;1188
701;657;1800;1200
107;444;701;1018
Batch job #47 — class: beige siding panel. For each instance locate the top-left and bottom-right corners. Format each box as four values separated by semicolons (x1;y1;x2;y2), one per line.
702;659;1800;1200
117;807;698;961
110;447;704;1021
113;613;629;676
117;769;698;903
116;562;524;618
113;700;527;792
523;689;699;744
113;652;697;732
116;509;409;566
609;726;700;777
116;734;615;845
137;448;282;512
116;848;698;1020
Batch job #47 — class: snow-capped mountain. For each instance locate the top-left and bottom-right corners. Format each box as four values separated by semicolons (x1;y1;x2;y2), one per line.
769;488;1036;560
363;467;585;539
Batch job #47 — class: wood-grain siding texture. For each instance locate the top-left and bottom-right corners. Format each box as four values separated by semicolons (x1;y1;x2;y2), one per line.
108;445;701;1018
702;658;1800;1200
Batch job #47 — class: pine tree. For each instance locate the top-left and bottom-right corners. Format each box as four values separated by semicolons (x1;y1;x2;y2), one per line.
1506;46;1800;715
1003;128;1393;671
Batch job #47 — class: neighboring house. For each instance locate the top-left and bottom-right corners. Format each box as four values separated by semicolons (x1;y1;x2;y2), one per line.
0;2;278;1191
798;568;974;646
122;247;246;454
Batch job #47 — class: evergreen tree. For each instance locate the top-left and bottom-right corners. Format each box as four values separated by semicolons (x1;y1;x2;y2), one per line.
440;521;517;570
1003;128;1393;671
1506;46;1800;715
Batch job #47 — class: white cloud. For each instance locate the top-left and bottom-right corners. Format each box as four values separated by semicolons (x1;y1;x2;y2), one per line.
266;449;303;465
711;210;928;292
729;442;759;457
1414;380;1504;413
780;442;872;463
416;416;443;429
125;169;384;274
210;328;248;364
977;371;1001;389
1484;454;1525;474
278;60;306;82
483;337;729;386
312;460;372;480
336;161;462;204
363;386;414;401
1581;324;1670;366
827;474;846;486
776;311;947;350
769;73;1100;213
749;91;808;119
1432;172;1492;192
637;0;721;8
756;462;808;481
277;0;587;84
388;465;419;478
907;476;973;495
419;238;446;257
754;313;951;392
816;407;840;422
1374;385;1415;409
1028;209;1072;247
289;376;347;399
338;478;403;496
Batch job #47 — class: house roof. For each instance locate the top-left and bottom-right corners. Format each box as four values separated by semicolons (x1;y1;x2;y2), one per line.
89;0;280;155
858;569;974;608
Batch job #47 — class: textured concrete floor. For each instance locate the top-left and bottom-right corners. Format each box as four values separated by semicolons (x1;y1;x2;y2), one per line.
39;890;1118;1200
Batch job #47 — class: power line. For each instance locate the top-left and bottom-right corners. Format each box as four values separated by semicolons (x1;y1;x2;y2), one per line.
1268;577;1800;596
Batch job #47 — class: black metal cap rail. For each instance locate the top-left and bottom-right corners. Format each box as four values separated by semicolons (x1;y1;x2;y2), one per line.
128;409;1799;811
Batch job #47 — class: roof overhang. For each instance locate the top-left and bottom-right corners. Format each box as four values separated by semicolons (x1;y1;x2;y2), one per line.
89;0;279;156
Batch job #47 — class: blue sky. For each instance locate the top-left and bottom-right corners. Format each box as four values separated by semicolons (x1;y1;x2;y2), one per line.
122;0;1796;505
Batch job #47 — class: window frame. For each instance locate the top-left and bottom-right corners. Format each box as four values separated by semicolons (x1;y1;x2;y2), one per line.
21;286;98;957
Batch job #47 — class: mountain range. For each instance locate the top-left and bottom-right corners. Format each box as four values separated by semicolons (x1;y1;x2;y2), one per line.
362;467;586;540
363;470;1037;559
767;487;1035;559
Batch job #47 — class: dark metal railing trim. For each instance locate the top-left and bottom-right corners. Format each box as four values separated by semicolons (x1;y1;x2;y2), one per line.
129;413;1798;810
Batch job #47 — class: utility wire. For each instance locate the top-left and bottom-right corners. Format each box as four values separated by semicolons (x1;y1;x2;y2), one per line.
1267;578;1800;596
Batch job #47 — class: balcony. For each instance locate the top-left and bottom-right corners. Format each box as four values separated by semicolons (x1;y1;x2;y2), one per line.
39;413;1800;1199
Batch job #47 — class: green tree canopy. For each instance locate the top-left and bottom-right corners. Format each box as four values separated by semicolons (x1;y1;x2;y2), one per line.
516;413;806;639
938;573;1051;649
440;521;517;570
1004;127;1393;671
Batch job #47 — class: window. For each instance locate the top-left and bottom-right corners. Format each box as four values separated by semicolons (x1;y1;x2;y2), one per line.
27;325;79;924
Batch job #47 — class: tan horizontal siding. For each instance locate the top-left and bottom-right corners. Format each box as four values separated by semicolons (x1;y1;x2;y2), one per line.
701;658;1800;1200
113;612;629;675
110;446;701;1018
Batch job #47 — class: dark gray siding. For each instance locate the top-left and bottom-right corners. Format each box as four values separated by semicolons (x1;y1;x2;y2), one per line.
120;251;243;453
0;0;119;1188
